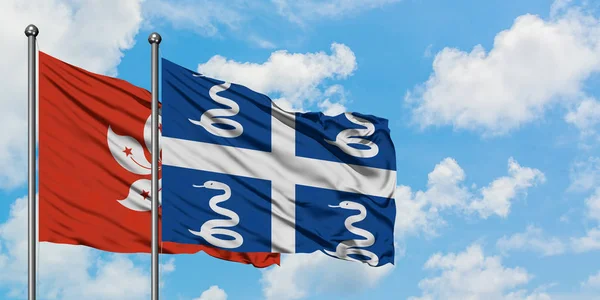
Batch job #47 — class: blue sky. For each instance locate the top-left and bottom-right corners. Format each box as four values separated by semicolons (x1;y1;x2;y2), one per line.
1;0;600;299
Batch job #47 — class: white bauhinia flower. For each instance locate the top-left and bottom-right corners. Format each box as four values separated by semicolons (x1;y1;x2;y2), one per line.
107;113;163;211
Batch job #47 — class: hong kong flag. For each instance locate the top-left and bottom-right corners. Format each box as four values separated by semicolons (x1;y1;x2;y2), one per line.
38;51;280;267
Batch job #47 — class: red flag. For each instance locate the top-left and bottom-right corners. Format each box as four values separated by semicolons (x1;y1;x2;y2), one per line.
38;51;280;267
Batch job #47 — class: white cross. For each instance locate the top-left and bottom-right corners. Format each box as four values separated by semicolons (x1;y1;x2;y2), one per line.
162;104;397;253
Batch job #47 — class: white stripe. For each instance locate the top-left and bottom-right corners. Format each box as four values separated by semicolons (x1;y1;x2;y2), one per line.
269;106;297;253
161;138;396;198
162;104;397;253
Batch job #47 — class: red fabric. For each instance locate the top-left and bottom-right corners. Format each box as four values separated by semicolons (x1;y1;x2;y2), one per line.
38;51;280;268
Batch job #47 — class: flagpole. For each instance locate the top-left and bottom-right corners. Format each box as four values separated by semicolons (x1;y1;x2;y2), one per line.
25;24;39;300
149;32;162;300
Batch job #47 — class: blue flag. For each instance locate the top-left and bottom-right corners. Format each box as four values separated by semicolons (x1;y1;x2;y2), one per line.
160;58;397;267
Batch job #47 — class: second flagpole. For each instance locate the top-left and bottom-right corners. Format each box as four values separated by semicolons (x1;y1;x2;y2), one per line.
149;32;162;300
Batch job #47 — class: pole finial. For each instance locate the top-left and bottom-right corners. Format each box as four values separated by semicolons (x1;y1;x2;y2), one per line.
24;24;39;37
148;32;162;44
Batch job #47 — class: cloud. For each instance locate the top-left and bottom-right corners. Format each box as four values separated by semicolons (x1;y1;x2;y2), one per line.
317;85;349;116
571;228;600;253
160;257;176;274
142;0;245;37
585;188;600;222
468;158;546;218
260;252;394;300
395;157;545;237
194;285;228;300
0;0;144;189
423;44;434;58
0;195;168;299
570;186;600;253
569;157;600;192
581;270;600;289
409;244;548;300
318;99;347;116
550;0;574;17
496;225;567;256
394;185;444;238
394;157;468;238
248;35;277;49
272;0;401;24
405;4;600;136
565;97;600;141
197;43;356;112
504;289;553;300
497;187;600;256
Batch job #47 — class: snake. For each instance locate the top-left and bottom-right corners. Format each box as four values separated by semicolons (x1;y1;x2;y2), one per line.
324;200;379;266
188;81;243;138
188;180;244;249
325;113;379;158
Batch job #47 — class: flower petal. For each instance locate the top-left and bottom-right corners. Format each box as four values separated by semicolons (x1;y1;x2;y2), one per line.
117;178;162;212
107;125;151;175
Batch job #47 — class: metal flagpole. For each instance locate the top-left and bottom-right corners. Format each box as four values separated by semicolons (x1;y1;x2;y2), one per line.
148;32;162;300
25;24;39;300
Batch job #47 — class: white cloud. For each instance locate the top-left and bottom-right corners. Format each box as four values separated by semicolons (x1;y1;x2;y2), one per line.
317;85;348;116
504;289;552;300
565;97;600;140
143;1;400;45
496;185;600;256
550;0;574;18
420;157;470;209
409;244;545;300
569;157;600;192
248;35;277;49
197;43;356;112
423;44;434;58
405;5;600;136
571;192;600;253
581;270;600;289
160;257;176;274
496;225;566;256
260;252;394;300
143;0;245;37
0;196;160;299
571;228;600;253
318;99;347;116
394;185;445;238
585;188;600;222
395;157;545;237
194;285;228;300
570;185;600;253
0;0;144;189
468;158;546;218
272;0;401;24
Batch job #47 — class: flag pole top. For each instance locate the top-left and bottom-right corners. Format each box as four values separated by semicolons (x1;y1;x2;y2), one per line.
24;24;39;37
148;32;162;44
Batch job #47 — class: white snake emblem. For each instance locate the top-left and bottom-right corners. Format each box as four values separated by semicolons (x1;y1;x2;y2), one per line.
188;80;243;138
325;113;379;158
324;201;379;266
188;180;243;249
